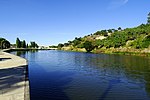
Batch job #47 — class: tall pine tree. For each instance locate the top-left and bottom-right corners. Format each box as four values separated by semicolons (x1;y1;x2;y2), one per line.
22;40;26;48
16;38;21;48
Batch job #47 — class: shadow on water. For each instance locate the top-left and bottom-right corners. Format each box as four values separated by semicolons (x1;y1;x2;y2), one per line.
0;65;27;94
99;79;121;100
10;50;38;59
29;62;74;100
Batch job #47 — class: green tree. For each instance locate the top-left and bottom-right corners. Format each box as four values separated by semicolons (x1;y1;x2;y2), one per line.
30;41;38;48
16;38;21;48
68;41;72;45
94;30;107;36
141;35;150;48
26;44;28;48
83;41;95;52
1;40;10;49
35;43;39;48
101;30;108;36
73;39;80;47
21;40;26;48
72;37;82;47
147;12;150;24
107;29;113;33
94;31;101;35
0;39;10;49
64;43;69;47
57;43;64;50
118;27;122;31
58;43;64;48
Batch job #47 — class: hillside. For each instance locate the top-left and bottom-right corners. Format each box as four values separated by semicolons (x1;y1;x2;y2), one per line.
57;13;150;56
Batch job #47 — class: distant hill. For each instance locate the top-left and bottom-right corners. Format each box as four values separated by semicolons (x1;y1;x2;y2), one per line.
58;13;150;54
58;13;150;56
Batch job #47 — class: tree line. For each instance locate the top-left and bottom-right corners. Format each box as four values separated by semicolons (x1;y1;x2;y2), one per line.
16;38;39;48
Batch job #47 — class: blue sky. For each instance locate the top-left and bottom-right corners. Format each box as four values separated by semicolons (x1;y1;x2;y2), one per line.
0;0;150;46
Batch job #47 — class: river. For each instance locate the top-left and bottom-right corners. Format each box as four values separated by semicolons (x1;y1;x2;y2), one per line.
11;50;150;100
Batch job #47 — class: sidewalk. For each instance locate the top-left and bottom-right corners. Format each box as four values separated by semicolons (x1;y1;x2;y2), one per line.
0;52;30;100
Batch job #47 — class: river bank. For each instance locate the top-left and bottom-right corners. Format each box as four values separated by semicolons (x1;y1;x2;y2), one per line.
0;50;30;100
61;46;150;57
2;48;57;52
93;47;150;57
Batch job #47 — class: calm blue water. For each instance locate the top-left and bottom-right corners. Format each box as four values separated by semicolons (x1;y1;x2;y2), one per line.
11;50;150;100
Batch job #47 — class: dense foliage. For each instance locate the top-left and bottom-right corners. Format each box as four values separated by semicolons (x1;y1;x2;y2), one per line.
0;38;10;49
29;41;39;48
16;38;21;48
83;41;95;52
16;38;38;48
59;12;150;52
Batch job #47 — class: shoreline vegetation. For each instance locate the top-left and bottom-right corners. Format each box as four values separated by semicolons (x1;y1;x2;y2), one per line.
1;47;150;57
60;46;150;57
57;13;150;57
0;48;57;53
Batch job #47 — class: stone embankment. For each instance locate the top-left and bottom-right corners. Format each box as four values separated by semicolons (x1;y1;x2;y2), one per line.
0;51;30;100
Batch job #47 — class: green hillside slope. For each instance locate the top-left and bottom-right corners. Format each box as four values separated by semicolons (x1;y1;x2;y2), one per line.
58;13;150;56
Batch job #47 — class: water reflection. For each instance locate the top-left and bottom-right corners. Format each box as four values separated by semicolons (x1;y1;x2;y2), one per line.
73;53;150;98
11;50;150;100
16;51;26;57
